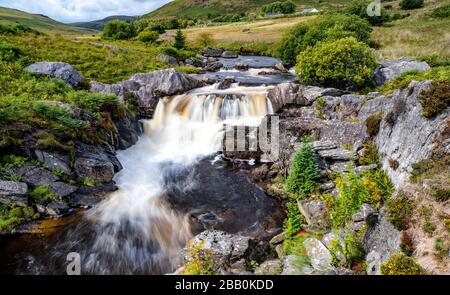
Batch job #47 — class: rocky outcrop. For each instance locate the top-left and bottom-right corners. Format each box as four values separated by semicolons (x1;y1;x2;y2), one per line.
374;57;430;86
217;77;236;89
35;150;72;174
90;69;203;110
201;47;224;58
26;62;83;87
298;200;330;229
204;61;223;72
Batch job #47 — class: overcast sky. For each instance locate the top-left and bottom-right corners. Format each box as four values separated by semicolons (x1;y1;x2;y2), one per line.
0;0;172;23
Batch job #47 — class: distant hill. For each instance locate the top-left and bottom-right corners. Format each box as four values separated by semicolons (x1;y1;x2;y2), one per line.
0;6;95;34
71;15;137;31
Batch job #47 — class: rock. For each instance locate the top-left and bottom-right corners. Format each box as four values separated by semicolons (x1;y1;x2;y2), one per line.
204;62;223;72
302;86;346;105
228;259;252;275
298;200;330;229
235;63;249;71
320;182;335;192
273;63;287;72
26;62;83;87
352;203;376;231
313;140;338;151
325;267;356;275
322;232;346;264
318;121;366;152
191;230;250;266
217;76;236;90
269;232;285;246
303;238;333;272
113;114;142;150
354;164;378;174
281;255;303;275
0;180;28;206
156;54;179;65
221;51;239;58
46;200;69;216
13;165;59;186
48;182;77;197
249;164;270;181
374;57;430;86
255;259;282;275
70;183;118;207
318;149;355;161
74;144;120;184
363;213;401;275
35;150;71;174
201;47;224;58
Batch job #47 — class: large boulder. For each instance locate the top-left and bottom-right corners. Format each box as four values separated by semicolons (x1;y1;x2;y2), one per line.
156;54;179;66
35;150;71;175
0;180;28;199
221;51;239;58
298;200;330;229
201;47;224;58
26;62;83;87
303;238;334;273
12;165;59;187
374;57;430;86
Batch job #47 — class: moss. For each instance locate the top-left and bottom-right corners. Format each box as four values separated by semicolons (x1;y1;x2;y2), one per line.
182;241;216;275
434;238;449;260
419;81;450;119
381;253;425;275
30;185;57;202
385;191;414;230
365;112;382;137
35;131;75;155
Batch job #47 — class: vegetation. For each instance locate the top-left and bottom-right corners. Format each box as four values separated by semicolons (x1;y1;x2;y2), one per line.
380;253;425;275
137;30;159;43
434;188;450;202
260;1;296;16
328;230;365;268
430;4;450;18
365;113;383;137
195;32;215;48
277;13;372;65
296;37;376;90
410;154;450;183
385;191;414;230
284;141;321;199
419;81;450;118
400;0;424;10
182;241;216;275
0;204;37;231
315;97;326;120
358;142;380;166
102;20;136;40
174;29;187;49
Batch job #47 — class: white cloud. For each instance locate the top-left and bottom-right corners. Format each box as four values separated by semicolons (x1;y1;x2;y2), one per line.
0;0;172;23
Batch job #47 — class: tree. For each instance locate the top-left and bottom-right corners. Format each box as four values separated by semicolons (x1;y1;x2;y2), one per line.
173;29;186;50
102;20;135;40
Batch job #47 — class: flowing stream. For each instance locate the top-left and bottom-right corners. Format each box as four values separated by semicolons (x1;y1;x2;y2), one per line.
0;57;294;274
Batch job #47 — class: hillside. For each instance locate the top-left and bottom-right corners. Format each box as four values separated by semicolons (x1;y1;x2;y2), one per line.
71;15;137;31
0;6;94;35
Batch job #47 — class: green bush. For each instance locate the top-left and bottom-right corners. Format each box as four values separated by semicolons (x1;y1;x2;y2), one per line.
0;40;21;62
295;37;377;90
345;0;390;26
400;0;424;10
260;0;296;15
434;188;450;202
137;30;159;43
0;23;39;36
385;191;414;230
103;20;136;40
430;4;450;18
419;81;450;118
381;253;425;275
283;201;304;239
284;141;321;199
277;13;372;65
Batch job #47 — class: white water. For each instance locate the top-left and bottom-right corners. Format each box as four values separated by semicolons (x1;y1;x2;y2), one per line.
78;85;274;274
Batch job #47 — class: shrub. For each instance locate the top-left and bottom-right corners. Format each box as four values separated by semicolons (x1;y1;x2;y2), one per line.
260;0;296;15
103;20;136;40
434;188;450;202
365;112;382;137
359;142;380;165
296;37;376;90
195;32;215;48
284;141;321;199
182;241;216;275
173;29;186;50
315;97;326;119
410;155;450;183
419;81;450;118
283;201;304;239
400;232;415;256
381;253;425;275
430;4;450;18
137;30;159;43
0;40;21;62
400;0;424;10
385;191;414;230
345;0;390;26
277;13;372;65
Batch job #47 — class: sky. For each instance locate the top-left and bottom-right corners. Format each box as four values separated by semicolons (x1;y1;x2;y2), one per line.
0;0;173;23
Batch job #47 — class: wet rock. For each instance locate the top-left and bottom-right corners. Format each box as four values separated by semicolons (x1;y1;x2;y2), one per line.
318;149;355;161
70;183;118;207
156;54;179;65
255;259;282;275
74;144;120;184
269;232;285;246
35;150;71;174
235;63;249;71
46;200;70;216
194;212;220;230
13;165;59;186
204;61;223;72
0;180;28;206
303;238;333;272
363;212;401;275
273;63;287;72
201;47;224;58
26;62;83;87
217;76;236;90
48;182;77;197
113;114;142;150
298;200;329;229
374;57;430;86
221;51;239;58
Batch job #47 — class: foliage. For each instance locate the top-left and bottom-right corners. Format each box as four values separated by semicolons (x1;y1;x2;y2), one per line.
400;0;424;10
30;185;57;202
173;29;186;50
380;253;425;275
365;112;382;137
103;20;136;40
315;97;326;119
345;0;390;26
195;32;215;48
410;154;450;183
277;13;372;65
260;1;296;16
358;142;380;166
0;205;37;231
430;4;450;18
434;238;450;260
0;23;39;35
182;241;216;275
419;80;450;118
329;230;366;268
296;37;376;90
434;188;450;202
0;40;22;62
385;191;414;230
137;30;159;43
284;141;321;199
159;46;195;61
283;201;304;239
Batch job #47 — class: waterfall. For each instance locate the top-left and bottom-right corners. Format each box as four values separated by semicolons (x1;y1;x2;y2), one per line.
51;85;274;274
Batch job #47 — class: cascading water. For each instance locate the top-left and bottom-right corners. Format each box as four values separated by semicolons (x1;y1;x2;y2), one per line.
38;84;275;274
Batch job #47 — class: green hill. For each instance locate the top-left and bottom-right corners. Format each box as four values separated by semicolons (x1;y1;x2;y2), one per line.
71;15;137;31
0;6;95;34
